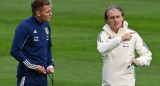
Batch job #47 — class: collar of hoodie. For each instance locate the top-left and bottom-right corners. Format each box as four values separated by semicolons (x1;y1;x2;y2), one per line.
103;21;128;38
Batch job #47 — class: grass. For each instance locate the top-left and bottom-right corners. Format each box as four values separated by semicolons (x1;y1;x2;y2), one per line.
0;0;160;86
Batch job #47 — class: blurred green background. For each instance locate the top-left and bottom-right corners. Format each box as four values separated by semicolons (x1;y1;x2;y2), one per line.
0;0;159;86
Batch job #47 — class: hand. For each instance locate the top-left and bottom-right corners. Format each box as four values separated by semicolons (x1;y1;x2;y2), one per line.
47;66;54;74
129;59;140;66
121;32;135;41
36;65;46;74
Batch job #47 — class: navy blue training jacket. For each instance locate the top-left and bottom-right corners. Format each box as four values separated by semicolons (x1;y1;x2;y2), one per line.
10;16;54;78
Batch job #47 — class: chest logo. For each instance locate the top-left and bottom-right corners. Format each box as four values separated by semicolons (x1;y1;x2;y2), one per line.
33;30;37;33
123;42;129;47
45;27;49;35
34;36;39;41
108;36;111;39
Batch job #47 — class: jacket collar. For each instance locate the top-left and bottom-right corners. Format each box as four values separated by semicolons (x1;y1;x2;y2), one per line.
102;21;128;37
31;16;44;26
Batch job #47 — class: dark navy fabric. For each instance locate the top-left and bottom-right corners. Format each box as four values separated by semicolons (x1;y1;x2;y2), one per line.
10;16;54;85
17;70;47;86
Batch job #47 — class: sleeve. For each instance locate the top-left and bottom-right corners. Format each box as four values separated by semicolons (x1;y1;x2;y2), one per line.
47;46;54;67
47;24;54;67
135;33;152;66
10;23;37;70
97;31;123;56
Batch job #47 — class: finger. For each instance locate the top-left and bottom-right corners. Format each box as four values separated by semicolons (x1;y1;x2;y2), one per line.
39;67;46;74
42;67;46;74
50;68;53;73
129;59;135;64
129;32;135;34
36;65;42;73
42;67;46;71
48;70;52;74
129;60;133;64
131;61;138;67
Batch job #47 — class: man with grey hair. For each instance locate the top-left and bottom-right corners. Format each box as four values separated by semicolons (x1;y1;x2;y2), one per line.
97;5;152;86
10;0;54;86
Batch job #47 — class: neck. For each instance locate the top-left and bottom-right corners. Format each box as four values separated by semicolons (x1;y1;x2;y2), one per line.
112;25;123;33
111;28;119;33
34;15;43;23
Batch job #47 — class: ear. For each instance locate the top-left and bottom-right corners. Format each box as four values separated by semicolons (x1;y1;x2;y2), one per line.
122;16;124;21
36;11;41;17
104;19;108;23
106;19;109;24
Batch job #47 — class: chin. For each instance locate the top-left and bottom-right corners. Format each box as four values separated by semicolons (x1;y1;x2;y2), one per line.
45;20;50;22
115;25;121;29
48;19;51;22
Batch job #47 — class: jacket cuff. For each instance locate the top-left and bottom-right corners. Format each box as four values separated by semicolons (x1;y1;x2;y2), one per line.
136;58;142;66
23;60;38;70
117;37;123;44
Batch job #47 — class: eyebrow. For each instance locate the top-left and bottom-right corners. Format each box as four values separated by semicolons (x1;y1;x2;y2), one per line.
46;9;51;13
110;15;120;18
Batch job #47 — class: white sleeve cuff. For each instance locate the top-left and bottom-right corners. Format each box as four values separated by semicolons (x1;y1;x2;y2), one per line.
118;36;123;44
23;60;38;70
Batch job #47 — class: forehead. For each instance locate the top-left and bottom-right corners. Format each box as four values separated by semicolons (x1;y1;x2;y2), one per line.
107;9;122;17
41;5;51;11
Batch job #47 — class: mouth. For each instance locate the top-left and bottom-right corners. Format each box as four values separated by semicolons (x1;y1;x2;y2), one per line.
114;23;119;26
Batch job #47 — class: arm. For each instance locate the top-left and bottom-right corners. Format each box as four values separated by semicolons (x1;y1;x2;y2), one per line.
47;46;54;73
97;31;135;56
10;24;38;70
97;32;123;56
135;33;152;66
10;24;28;62
10;23;47;74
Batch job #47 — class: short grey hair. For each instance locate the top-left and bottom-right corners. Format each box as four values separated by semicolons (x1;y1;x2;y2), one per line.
104;5;124;22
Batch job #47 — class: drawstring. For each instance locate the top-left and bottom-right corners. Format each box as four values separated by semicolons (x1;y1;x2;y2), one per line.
48;73;54;86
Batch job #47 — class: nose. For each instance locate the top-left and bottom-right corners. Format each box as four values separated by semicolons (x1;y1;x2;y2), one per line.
49;11;52;16
114;17;118;21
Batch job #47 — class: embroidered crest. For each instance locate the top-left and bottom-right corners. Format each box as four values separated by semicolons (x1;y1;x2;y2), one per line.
45;27;49;35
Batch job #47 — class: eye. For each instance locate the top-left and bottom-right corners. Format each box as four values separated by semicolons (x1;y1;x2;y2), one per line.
109;16;115;20
46;10;51;13
116;16;121;19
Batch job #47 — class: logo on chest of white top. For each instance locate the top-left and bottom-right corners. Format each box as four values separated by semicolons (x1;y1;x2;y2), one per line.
123;42;129;47
45;27;49;35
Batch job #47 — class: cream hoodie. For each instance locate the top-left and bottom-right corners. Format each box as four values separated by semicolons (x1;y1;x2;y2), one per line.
97;21;152;86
